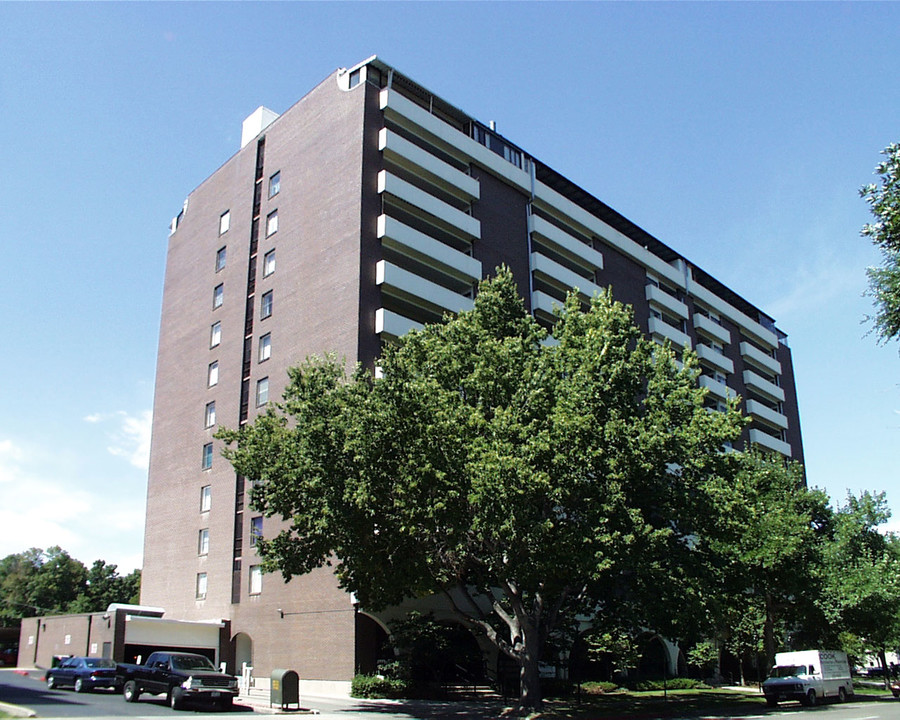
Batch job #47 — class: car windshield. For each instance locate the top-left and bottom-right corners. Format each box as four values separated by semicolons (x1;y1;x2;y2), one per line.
171;655;216;671
769;665;805;678
84;658;116;668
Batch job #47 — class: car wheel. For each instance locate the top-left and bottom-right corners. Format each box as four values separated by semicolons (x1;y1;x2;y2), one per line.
217;696;233;711
74;678;86;693
123;680;140;703
169;687;185;710
765;697;778;707
838;686;847;703
46;675;56;690
802;689;817;706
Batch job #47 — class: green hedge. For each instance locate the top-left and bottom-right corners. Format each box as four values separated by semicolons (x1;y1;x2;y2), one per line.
350;674;410;698
581;680;620;694
629;677;709;691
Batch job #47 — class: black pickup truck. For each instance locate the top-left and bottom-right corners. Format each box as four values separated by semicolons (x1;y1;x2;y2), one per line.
116;651;238;710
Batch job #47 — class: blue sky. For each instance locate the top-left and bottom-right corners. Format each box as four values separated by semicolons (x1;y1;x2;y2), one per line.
1;3;898;573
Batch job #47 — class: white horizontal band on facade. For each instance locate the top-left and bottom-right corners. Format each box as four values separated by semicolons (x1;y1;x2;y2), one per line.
379;128;480;201
378;170;480;240
376;259;475;316
745;399;789;430
749;428;792;457
377;215;482;284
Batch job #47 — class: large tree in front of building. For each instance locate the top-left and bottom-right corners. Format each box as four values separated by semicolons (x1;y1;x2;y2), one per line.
219;268;744;711
861;142;900;345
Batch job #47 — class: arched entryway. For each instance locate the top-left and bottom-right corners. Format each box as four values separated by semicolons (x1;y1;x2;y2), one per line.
355;612;390;675
232;632;253;674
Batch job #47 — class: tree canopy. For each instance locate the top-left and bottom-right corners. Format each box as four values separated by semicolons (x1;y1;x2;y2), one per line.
861;142;900;345
0;547;140;626
220;268;745;709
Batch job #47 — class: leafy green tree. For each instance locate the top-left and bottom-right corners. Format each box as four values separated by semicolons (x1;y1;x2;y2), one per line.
820;492;900;689
0;549;45;624
710;451;831;676
28;547;88;613
69;561;141;613
861;142;900;345
220;268;744;710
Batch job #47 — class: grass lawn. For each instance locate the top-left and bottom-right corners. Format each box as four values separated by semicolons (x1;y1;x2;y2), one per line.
521;686;895;719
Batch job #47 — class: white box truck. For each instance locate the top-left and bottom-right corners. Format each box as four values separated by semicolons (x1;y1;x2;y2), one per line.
762;650;853;706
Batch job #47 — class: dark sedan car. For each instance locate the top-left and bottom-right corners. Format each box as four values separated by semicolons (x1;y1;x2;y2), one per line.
46;656;118;692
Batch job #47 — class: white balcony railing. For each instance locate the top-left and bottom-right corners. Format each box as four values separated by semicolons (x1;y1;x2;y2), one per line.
745;399;788;430
648;316;692;349
646;284;689;320
740;341;781;375
693;313;731;345
749;428;792;457
695;344;734;374
743;369;785;403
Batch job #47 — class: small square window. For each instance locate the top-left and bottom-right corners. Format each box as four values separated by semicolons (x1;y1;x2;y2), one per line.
210;321;221;348
263;249;275;277
266;210;278;237
205;401;216;428
213;283;224;309
215;247;226;272
268;171;280;198
219;211;230;236
259;334;271;363
208;361;219;388
256;378;269;407
260;291;273;320
200;485;211;511
250;516;263;546
249;565;262;595
196;572;208;599
202;443;213;470
198;528;209;556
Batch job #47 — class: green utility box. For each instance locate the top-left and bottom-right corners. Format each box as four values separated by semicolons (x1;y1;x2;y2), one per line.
270;668;300;710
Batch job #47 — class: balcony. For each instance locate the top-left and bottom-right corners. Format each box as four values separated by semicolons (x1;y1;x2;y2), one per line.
532;290;563;321
646;284;689;320
745;399;788;430
530;215;604;274
740;341;781;375
379;128;480;202
531;253;601;301
648;316;692;349
378;170;480;241
743;369;785;403
376;260;474;316
377;215;481;285
699;375;737;401
695;344;734;374
375;308;423;340
749;428;792;457
693;313;731;345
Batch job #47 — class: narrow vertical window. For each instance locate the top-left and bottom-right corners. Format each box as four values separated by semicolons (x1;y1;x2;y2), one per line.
196;573;208;599
250;516;263;546
259;334;271;362
201;443;213;470
266;210;278;237
198;529;210;556
260;291;273;319
219;211;230;235
213;284;224;309
210;321;221;348
200;485;211;511
263;249;275;277
249;566;262;595
208;361;219;388
205;401;216;428
256;378;269;407
268;171;280;198
215;247;227;272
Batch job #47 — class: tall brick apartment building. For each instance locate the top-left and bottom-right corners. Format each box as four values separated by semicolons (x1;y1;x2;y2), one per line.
142;56;804;691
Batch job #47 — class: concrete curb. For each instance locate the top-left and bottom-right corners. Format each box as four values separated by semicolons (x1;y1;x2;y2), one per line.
0;700;37;718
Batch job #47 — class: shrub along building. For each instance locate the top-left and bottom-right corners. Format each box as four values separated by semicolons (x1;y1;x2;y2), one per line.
142;56;804;693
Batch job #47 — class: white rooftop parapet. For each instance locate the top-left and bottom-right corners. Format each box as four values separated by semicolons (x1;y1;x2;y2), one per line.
241;106;280;149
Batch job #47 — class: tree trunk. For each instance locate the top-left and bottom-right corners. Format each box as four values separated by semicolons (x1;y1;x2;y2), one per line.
519;647;542;711
763;593;776;671
879;647;890;691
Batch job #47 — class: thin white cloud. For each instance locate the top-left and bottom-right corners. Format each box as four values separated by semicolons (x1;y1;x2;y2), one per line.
85;410;153;471
0;436;145;572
